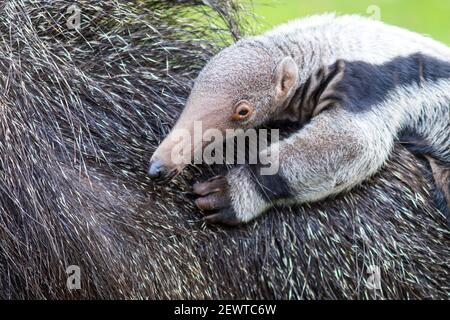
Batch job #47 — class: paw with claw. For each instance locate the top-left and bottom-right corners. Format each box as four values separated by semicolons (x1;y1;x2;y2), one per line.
192;175;242;227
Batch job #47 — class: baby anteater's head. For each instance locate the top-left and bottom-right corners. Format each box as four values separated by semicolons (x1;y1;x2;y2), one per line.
148;44;299;182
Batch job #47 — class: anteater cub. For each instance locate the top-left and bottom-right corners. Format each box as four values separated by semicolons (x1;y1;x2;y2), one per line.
149;14;450;226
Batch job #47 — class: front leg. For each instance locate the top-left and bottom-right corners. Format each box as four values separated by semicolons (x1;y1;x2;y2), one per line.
193;175;240;226
193;168;272;226
194;107;397;226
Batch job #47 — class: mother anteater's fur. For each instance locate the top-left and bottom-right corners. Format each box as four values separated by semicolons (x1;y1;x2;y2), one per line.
0;0;449;299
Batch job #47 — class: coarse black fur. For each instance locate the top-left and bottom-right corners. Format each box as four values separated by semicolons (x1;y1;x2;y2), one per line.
284;60;346;124
0;1;449;299
335;53;450;113
400;129;450;220
248;164;295;201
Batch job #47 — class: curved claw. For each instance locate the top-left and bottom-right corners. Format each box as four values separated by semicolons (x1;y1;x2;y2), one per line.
203;208;242;227
195;193;230;211
192;175;228;196
193;176;242;227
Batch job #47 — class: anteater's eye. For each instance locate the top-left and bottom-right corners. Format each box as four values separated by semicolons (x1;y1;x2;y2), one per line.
232;101;253;121
239;109;248;116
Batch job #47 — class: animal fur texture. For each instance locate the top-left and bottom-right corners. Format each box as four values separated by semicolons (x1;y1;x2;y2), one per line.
151;14;450;226
0;1;449;299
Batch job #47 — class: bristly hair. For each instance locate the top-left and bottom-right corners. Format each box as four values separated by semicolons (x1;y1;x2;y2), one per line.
0;1;449;299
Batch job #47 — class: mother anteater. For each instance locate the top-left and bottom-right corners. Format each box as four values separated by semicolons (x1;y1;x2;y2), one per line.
0;0;448;299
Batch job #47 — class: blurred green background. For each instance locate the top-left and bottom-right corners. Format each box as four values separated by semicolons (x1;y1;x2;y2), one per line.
252;0;450;44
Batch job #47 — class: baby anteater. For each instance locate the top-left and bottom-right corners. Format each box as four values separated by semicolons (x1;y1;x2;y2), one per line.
149;14;450;226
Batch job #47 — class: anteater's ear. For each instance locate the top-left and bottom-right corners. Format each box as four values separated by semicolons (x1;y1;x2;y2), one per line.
274;56;299;100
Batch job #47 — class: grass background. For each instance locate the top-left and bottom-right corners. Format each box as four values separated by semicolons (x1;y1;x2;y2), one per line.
252;0;450;44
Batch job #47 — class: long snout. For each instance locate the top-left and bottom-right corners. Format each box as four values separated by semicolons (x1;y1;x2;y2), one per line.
148;95;227;183
147;154;183;184
147;123;192;183
147;159;169;181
